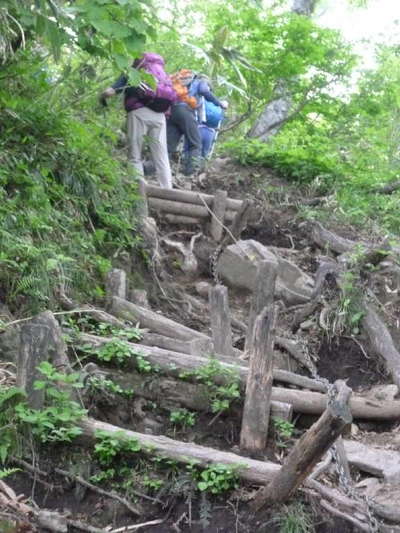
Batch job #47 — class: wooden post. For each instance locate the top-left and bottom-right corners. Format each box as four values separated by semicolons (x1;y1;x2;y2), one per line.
138;178;148;218
240;306;276;453
209;284;234;356
105;268;126;308
253;380;352;509
17;311;70;408
210;190;228;242
245;260;277;355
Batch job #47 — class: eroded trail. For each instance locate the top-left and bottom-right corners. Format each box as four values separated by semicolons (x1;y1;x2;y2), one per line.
2;159;400;532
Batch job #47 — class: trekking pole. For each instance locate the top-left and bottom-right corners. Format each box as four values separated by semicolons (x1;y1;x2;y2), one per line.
207;119;222;160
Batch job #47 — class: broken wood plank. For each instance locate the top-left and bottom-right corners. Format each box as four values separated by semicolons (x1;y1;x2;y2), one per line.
210;189;228;242
209;284;234;356
253;380;352;508
245;259;277;355
78;418;280;485
74;332;400;419
240;306;276;452
145;184;242;211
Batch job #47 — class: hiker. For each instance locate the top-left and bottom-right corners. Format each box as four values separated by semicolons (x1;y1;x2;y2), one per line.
192;99;228;160
100;53;176;189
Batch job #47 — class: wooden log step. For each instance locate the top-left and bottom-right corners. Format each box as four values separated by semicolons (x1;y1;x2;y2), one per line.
148;197;236;222
78;417;280;485
73;332;400;420
145;184;242;211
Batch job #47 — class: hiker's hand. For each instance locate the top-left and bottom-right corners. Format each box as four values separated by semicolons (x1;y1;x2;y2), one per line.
220;100;228;110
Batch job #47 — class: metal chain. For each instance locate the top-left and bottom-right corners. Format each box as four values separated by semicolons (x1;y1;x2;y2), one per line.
210;244;223;284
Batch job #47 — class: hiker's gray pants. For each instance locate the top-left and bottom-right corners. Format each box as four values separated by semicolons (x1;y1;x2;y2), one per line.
127;106;172;189
167;104;202;175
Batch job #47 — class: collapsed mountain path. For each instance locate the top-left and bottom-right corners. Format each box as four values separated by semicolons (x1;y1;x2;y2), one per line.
1;157;400;533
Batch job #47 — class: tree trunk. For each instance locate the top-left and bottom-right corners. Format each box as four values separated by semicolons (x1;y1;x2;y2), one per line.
247;0;317;141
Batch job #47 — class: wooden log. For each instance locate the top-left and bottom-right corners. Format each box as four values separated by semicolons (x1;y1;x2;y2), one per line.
74;333;400;419
311;221;358;254
253;380;352;508
76;331;325;393
164;214;203;225
240;306;276;452
106;368;293;422
220;199;253;248
140;333;211;357
110;296;210;343
148;198;209;218
209;284;233;356
245;260;277;354
130;289;150;309
78;417;280;485
138;178;148;218
105;268;126;308
210;190;228;242
145;184;242;211
362;303;400;390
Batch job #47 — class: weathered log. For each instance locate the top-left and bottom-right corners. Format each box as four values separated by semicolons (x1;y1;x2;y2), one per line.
106;368;292;422
240;306;276;452
145;184;242;211
78;417;280;485
18;311;68;408
105;268;126;308
311;221;358;254
75;331;326;394
140;333;211;357
343;439;400;483
220;200;253;248
362;303;400;390
245;260;277;354
148;197;236;223
253;380;352;508
210;190;228;242
164;214;203;225
110;296;210;343
130;289;150;309
74;332;400;419
209;285;233;356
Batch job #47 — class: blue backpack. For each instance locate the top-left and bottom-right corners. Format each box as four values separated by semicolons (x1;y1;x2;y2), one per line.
204;100;224;128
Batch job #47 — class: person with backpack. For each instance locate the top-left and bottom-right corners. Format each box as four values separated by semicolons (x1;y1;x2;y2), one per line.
168;71;228;175
100;53;176;189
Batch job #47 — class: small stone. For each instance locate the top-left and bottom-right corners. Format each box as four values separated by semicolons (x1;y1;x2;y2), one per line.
195;281;211;298
300;319;314;330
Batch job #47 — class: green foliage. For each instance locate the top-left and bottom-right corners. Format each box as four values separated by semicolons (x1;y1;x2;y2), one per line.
94;430;141;466
0;468;20;480
87;376;134;399
0;386;26;463
0;50;142;312
94;339;136;365
180;357;241;415
196;463;239;495
15;361;86;443
276;502;314;533
272;417;295;449
169;408;196;429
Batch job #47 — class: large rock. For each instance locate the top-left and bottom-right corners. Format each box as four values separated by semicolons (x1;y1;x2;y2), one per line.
216;240;314;305
343;439;400;484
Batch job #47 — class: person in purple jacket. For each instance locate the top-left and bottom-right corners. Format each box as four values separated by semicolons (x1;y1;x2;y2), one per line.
100;53;176;189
